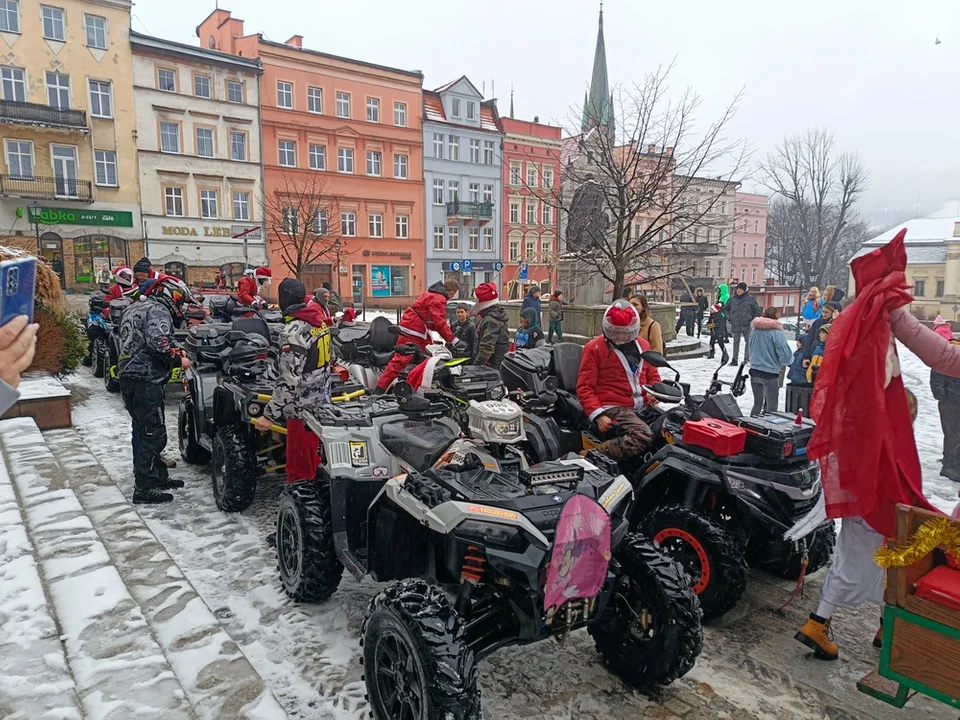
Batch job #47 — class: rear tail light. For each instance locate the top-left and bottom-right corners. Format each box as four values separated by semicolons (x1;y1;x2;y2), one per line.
783;441;794;457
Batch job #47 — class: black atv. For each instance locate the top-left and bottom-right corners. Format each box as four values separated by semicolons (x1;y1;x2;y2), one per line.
280;393;703;717
502;343;835;621
83;292;110;377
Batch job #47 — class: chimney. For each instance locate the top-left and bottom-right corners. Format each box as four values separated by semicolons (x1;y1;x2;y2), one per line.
647;144;656;153
665;146;674;157
285;35;303;48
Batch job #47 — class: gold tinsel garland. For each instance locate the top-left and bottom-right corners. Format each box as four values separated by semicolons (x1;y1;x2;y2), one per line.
874;517;960;569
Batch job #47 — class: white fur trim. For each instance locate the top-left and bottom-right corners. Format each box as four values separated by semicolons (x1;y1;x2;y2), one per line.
474;298;499;313
420;356;444;390
610;341;646;411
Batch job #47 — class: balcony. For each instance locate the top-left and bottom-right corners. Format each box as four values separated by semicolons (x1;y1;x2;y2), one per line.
0;101;89;131
446;200;493;225
672;242;720;256
0;175;93;202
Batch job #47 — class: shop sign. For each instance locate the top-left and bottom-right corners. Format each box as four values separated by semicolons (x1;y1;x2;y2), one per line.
160;225;236;237
363;250;412;260
29;207;134;227
371;266;391;297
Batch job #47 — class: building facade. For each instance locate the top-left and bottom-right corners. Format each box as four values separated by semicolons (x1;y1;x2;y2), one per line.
500;115;561;299
0;0;142;289
731;191;767;287
422;77;502;298
131;31;262;287
198;9;425;309
669;176;737;300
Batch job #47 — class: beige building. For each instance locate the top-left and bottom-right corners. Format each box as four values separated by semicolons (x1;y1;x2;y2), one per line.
0;0;142;289
669;176;738;299
851;202;960;321
131;31;262;287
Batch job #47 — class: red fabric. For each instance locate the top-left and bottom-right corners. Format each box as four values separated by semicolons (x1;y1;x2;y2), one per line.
398;286;454;342
342;308;357;322
104;283;126;302
913;565;960;612
606;306;636;326
289;303;329;328
376;341;426;390
807;229;939;538
237;275;258;306
285;418;319;483
406;358;428;389
474;282;498;304
577;336;661;420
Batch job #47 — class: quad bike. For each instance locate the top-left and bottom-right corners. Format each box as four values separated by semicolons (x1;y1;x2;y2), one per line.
83;291;110;378
502;344;835;621
333;315;398;391
277;389;703;717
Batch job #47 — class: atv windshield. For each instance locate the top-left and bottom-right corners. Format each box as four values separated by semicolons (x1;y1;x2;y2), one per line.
379;417;460;472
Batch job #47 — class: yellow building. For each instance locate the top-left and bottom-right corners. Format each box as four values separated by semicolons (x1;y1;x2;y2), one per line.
0;0;141;289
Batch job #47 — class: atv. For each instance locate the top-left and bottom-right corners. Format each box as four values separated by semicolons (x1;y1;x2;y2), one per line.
502;343;835;621
83;291;110;378
333;315;399;391
278;390;703;717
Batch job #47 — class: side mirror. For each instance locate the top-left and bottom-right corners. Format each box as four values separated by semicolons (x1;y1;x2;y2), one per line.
640;350;671;369
387;325;402;335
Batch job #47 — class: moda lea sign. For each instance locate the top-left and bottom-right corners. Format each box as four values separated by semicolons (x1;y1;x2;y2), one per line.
28;207;134;228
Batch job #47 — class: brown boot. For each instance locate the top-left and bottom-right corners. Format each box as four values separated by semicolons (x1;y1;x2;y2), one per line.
795;613;839;660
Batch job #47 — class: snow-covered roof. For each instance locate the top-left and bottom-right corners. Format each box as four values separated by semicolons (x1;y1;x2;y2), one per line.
864;202;960;246
852;242;947;265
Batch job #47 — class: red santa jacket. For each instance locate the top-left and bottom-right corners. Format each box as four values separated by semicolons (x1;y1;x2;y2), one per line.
397;281;454;343
104;283;128;302
577;336;661;421
237;275;260;306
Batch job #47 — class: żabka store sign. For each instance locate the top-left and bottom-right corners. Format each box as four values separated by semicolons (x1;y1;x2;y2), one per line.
29;207;134;227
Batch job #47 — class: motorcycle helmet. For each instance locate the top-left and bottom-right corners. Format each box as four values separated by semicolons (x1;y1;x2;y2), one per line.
602;299;640;346
144;274;196;324
114;266;134;288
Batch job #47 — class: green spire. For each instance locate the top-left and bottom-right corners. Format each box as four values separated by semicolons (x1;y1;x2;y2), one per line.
510;85;514;119
582;3;614;140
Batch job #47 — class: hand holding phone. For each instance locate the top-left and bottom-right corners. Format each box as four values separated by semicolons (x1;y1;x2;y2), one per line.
0;257;36;326
0;314;38;389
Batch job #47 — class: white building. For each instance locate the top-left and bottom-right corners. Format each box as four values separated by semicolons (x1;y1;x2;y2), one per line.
131;31;263;286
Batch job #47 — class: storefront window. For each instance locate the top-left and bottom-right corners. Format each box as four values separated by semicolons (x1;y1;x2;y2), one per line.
221;262;245;287
74;234;125;285
164;261;187;281
73;236;93;283
391;266;409;296
370;266;411;297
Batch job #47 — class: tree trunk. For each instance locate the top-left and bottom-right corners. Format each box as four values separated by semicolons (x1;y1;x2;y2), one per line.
611;264;626;303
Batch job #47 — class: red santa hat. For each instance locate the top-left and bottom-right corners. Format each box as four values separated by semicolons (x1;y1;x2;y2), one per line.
473;282;499;312
254;266;272;283
602;300;640;345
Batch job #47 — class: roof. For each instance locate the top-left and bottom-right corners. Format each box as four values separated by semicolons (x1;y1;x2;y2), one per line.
863;202;960;246
130;30;262;72
433;75;482;98
258;38;423;80
422;90;502;133
852;242;947;265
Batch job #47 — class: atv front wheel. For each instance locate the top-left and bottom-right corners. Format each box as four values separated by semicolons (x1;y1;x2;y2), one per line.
276;481;342;602
362;579;480;720
758;523;837;581
211;424;258;512
641;505;747;622
590;533;703;690
178;399;210;464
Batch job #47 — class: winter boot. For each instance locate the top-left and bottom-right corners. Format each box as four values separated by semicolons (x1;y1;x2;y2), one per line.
795;613;839;660
721;347;730;364
158;478;185;490
133;487;174;505
707;349;715;359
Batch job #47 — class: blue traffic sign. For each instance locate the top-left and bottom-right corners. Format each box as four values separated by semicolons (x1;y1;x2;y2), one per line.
494;261;503;272
462;259;472;271
450;261;461;272
518;261;528;280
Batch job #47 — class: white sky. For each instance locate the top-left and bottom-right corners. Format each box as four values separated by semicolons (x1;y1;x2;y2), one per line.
134;0;960;216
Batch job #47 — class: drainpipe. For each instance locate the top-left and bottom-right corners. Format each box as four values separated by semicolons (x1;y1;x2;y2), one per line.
256;66;266;272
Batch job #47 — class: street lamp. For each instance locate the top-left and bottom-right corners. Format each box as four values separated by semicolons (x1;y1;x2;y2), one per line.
29;200;40;255
333;238;342;298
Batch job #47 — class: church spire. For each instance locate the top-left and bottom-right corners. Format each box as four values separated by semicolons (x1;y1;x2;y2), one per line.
582;2;614;141
509;85;514;119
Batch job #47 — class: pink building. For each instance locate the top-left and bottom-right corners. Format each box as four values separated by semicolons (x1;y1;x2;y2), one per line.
730;192;768;286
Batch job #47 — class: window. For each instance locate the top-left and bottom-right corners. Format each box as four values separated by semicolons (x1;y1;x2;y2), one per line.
395;214;409;239
914;279;926;297
753;242;759;258
394;101;406;126
307;86;322;114
337;147;354;173
526;166;537;188
466;101;476;120
705;260;712;278
93;149;116;186
45;72;69;109
469;139;480;163
0;1;19;33
41;5;64;41
483;228;493;251
341;212;356;237
717;260;723;278
0;67;23;101
541;238;552;260
543;167;554;189
230;131;247;161
433;226;445;250
484;141;495;165
509;235;520;261
937;280;945;298
393;153;407;179
84;14;106;49
448;226;459;251
509;201;519;224
277;81;293;109
742;220;749;232
366;151;382;176
195;127;214;157
164;186;183;217
160;122;180;153
451;98;461;117
447;136;459;161
483;184;493;205
278;140;296;167
5;140;31;178
448;180;459;203
751;267;758;283
433;179;444;205
510;162;521;185
227;80;243;103
233;191;250;220
469;227;479;251
526;202;536;225
469;183;480;202
754;220;759;233
309;144;326;170
158;67;176;93
542;205;553;225
88;80;111;117
312;209;327;235
720;201;727;215
200;189;219;219
336;91;350;118
194;74;211;99
369;213;383;237
433;133;444;159
282;208;298;234
366;97;380;123
526;238;536;260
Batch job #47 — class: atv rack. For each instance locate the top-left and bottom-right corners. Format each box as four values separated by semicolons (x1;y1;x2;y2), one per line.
244;388;368;436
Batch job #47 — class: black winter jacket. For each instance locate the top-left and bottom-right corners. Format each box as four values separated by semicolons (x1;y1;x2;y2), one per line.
932;341;960;402
453;318;477;358
724;291;761;332
117;299;182;384
473;305;510;368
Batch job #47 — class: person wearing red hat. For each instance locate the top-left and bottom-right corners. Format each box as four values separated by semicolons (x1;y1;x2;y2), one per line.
472;282;510;367
577;299;662;459
237;267;271;308
794;228;960;660
104;266;136;302
375;279;459;392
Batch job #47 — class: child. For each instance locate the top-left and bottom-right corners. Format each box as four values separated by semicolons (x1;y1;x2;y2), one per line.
930;332;960;482
934;314;954;341
788;336;810;385
514;307;545;350
806;324;830;384
706;303;729;363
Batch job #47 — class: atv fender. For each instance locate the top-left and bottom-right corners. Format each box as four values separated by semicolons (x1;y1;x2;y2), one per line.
637;447;724;506
212;385;242;427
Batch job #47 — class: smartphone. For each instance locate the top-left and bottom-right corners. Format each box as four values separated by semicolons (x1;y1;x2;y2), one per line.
0;257;36;326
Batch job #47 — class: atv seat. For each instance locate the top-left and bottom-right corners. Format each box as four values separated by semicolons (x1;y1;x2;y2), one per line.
369;316;396;353
230;316;270;343
372;350;395;367
552;343;583;394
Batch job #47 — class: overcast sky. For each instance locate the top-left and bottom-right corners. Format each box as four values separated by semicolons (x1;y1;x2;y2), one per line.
134;0;960;219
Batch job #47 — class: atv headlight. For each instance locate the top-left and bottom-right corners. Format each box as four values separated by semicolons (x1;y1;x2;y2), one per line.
490;384;506;401
493;419;519;437
457;520;524;550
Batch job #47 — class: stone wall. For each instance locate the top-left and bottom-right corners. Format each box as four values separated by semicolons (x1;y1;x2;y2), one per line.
502;302;677;345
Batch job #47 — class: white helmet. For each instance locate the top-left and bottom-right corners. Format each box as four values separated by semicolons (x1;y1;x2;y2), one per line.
114;266;134;288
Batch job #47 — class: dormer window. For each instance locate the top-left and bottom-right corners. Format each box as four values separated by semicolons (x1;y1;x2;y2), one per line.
451;97;461;118
467;101;476;120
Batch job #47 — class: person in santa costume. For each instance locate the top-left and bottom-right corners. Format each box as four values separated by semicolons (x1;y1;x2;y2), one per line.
576;299;661;459
794;229;960;660
237;267;271;308
104;266;136;302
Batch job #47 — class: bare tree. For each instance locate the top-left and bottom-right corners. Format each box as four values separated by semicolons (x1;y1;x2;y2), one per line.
264;170;345;278
760;129;868;289
520;64;749;300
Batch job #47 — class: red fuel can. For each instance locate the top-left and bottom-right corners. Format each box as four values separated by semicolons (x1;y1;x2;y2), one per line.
682;418;747;456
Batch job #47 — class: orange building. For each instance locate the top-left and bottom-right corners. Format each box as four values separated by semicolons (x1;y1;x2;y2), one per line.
197;10;425;308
